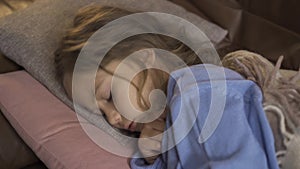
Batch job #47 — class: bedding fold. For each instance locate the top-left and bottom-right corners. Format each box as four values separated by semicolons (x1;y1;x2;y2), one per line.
131;64;279;169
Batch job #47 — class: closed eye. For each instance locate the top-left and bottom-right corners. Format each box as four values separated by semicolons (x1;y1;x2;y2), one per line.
107;91;112;101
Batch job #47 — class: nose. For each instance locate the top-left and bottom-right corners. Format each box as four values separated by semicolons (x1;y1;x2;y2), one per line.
97;100;123;127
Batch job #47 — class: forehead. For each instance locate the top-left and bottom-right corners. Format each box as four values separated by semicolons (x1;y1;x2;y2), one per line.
97;59;144;83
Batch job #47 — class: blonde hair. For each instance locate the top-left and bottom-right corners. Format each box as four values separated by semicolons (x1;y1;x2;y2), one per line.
55;5;201;110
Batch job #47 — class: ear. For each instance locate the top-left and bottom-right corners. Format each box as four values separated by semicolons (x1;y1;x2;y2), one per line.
139;49;156;67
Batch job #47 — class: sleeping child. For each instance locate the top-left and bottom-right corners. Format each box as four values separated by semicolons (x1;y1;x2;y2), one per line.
55;5;281;169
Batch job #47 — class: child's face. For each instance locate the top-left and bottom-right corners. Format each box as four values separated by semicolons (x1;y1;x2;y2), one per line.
95;60;156;132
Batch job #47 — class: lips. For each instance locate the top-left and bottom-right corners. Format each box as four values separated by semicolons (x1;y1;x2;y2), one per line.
128;121;136;132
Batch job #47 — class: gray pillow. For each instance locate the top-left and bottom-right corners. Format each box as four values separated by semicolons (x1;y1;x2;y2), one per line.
0;0;227;144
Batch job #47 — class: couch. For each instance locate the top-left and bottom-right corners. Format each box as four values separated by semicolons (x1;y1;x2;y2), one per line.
0;0;299;169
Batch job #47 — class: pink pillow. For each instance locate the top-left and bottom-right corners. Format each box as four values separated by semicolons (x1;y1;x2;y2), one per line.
0;71;130;169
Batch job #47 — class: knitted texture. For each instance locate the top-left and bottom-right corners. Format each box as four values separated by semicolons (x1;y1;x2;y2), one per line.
222;50;300;168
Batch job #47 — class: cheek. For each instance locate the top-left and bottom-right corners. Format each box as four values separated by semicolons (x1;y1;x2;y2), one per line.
128;85;142;110
95;78;112;100
102;82;111;99
112;82;143;120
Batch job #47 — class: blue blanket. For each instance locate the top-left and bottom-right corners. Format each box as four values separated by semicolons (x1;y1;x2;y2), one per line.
131;64;279;169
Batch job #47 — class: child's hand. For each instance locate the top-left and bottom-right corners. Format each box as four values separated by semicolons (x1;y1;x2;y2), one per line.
138;112;167;164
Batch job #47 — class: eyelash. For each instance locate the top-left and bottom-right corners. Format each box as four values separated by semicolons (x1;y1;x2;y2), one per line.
107;91;112;101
